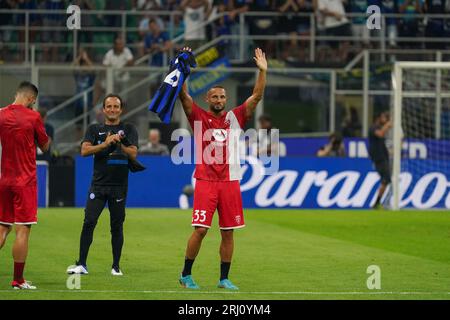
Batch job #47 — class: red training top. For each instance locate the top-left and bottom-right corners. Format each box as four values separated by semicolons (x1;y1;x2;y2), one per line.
188;102;249;181
0;104;49;186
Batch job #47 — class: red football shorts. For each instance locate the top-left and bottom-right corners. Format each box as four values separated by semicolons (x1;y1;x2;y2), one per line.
192;180;245;230
0;185;38;225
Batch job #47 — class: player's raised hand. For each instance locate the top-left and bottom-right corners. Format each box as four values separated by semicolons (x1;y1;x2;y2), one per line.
253;48;267;72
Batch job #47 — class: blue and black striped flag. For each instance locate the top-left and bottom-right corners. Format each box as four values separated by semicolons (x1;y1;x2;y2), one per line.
148;51;197;123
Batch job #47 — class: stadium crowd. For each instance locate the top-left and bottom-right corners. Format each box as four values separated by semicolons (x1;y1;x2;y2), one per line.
1;0;450;64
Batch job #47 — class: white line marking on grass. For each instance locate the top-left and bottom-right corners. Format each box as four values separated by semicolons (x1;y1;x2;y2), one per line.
0;290;449;295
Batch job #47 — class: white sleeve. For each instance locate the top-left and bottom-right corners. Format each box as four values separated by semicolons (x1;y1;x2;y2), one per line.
125;48;134;61
318;0;326;11
103;50;111;66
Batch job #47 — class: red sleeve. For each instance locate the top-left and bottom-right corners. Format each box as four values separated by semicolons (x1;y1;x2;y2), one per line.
232;102;250;129
34;114;49;149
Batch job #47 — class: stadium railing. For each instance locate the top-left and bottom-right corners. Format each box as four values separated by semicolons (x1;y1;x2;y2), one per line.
3;48;448;157
1;10;450;64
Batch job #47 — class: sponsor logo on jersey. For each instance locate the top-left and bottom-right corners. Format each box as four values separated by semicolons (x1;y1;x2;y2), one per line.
212;129;227;142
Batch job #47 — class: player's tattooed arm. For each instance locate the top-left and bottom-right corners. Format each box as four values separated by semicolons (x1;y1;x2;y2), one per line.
245;48;267;118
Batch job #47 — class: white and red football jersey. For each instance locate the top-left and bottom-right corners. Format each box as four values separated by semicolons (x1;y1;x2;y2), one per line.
188;102;249;181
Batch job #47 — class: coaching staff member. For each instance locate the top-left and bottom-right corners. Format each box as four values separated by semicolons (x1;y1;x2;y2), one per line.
67;94;138;276
369;111;392;209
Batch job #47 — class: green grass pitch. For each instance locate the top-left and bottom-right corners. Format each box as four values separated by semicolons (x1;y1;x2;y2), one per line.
0;208;449;300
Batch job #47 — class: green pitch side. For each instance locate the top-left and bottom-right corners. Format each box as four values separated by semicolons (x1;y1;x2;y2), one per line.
0;209;449;300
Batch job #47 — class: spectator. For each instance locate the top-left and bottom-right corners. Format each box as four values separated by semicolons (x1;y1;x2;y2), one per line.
0;0;15;62
180;0;211;50
136;0;161;10
317;0;352;62
209;0;234;56
248;0;277;56
160;0;180;10
74;0;95;44
136;0;165;39
341;106;362;137
17;0;40;61
102;37;134;95
397;0;423;48
172;12;186;38
317;132;346;157
105;0;129;27
138;15;165;40
73;47;96;132
381;0;399;48
137;14;165;56
140;128;170;155
36;107;55;162
228;0;251;59
276;0;315;62
424;0;448;49
144;19;172;67
298;0;316;61
277;0;302;62
42;0;66;62
229;0;251;21
348;0;369;47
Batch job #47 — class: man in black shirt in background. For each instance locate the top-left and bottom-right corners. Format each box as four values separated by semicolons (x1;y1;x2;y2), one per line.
67;94;139;276
368;111;392;209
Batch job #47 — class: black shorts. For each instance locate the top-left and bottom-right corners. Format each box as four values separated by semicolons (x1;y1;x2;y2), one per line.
374;161;391;185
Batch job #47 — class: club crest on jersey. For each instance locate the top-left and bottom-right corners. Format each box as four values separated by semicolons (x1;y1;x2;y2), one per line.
89;193;95;200
212;129;227;142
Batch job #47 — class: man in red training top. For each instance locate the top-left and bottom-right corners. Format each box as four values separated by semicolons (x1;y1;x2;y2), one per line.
0;81;50;290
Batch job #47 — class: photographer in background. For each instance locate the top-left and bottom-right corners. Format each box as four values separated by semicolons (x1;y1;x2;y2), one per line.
317;132;346;157
369;111;392;209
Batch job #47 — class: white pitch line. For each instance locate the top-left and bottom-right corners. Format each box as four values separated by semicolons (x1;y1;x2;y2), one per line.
0;290;449;295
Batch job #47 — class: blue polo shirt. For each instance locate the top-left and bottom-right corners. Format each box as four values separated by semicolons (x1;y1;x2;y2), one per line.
144;31;170;67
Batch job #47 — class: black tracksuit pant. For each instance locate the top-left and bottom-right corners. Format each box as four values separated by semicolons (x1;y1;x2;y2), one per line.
77;187;127;268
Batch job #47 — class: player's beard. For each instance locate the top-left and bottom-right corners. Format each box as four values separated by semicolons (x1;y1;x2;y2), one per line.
210;104;225;115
